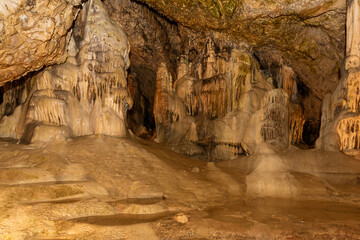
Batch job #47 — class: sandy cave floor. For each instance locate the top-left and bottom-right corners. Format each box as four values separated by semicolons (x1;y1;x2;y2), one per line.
0;136;359;239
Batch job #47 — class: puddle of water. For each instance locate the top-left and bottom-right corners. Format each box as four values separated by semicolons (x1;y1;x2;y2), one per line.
206;198;360;224
108;196;165;205
69;211;176;226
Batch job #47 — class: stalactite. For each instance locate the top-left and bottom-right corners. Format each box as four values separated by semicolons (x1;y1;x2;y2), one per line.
279;66;295;97
198;75;227;119
345;73;360;112
154;62;174;127
154;36;276;159
289;104;305;145
33;97;66;126
337;117;360;151
203;38;217;79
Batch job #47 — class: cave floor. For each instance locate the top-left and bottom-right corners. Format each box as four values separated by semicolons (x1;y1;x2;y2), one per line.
0;136;359;239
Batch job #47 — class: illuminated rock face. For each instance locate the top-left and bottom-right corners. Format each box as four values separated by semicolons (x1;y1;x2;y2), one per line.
140;0;346;127
0;0;81;85
154;37;304;160
337;117;360;151
0;0;132;142
289;103;305;145
317;0;360;153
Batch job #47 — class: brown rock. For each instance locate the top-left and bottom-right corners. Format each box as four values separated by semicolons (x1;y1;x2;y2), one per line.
0;0;81;85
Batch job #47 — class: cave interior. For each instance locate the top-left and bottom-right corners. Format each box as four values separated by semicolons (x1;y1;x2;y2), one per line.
0;0;360;239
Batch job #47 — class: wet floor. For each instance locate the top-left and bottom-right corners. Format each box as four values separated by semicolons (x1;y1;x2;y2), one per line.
206;198;360;224
69;211;176;226
1;136;360;239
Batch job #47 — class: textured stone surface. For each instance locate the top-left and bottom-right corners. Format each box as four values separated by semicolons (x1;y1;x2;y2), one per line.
0;135;359;239
0;0;132;142
139;0;345;123
152;35;304;159
103;0;182;135
317;0;360;154
0;0;81;85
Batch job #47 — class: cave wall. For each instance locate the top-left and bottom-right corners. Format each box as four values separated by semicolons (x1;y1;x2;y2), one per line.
317;0;360;155
138;0;346;131
0;0;354;157
152;34;305;160
0;0;307;156
0;0;132;143
103;0;181;135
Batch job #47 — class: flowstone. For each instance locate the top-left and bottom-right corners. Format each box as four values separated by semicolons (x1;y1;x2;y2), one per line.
154;37;305;160
0;0;132;143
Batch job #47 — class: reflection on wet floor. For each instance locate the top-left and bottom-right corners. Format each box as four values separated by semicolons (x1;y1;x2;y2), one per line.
0;136;360;239
206;198;360;224
69;211;176;226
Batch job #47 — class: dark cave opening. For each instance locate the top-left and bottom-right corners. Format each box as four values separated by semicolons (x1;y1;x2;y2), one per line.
126;64;156;138
296;79;310;98
302;120;320;147
0;87;3;106
296;79;321;147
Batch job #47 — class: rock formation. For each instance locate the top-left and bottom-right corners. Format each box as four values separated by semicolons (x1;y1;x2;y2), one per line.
139;0;346;129
317;0;360;154
0;0;308;157
0;0;132;143
0;0;82;85
153;36;305;160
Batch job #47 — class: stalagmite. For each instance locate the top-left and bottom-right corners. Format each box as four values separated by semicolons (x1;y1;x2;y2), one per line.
317;0;360;153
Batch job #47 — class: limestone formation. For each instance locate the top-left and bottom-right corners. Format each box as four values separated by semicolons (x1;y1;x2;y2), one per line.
241;89;290;155
0;0;82;85
246;144;298;198
154;37;304;160
317;0;360;154
0;0;132;142
289;103;305;145
140;0;346;126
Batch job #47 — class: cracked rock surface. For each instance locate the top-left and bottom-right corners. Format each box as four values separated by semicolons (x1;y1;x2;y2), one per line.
0;0;81;85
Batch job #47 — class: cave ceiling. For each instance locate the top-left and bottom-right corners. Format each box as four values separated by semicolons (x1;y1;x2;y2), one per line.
0;0;82;84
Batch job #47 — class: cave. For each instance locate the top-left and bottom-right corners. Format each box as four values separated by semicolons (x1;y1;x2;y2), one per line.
0;0;360;238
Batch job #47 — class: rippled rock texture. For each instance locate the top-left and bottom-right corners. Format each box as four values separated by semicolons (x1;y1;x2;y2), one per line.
0;0;82;85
